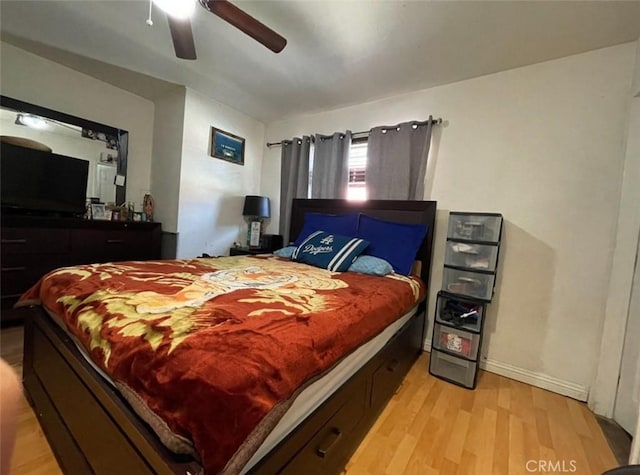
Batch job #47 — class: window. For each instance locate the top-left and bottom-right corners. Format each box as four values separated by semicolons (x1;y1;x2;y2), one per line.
347;138;367;201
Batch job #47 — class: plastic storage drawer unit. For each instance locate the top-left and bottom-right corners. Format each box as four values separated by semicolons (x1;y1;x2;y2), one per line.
435;292;484;332
430;210;502;390
442;267;495;301
433;323;480;360
447;213;502;243
444;241;499;272
429;349;478;389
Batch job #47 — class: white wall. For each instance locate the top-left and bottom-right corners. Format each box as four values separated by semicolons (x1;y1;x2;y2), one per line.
0;42;267;260
261;44;636;398
175;88;265;258
0;42;155;211
151;87;186;233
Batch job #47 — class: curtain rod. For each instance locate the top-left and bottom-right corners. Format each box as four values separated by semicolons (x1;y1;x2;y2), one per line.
265;117;443;148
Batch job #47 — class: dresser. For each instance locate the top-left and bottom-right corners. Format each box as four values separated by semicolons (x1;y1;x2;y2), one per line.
1;215;161;324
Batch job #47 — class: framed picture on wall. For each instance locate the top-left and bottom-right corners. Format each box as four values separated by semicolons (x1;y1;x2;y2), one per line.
210;127;245;165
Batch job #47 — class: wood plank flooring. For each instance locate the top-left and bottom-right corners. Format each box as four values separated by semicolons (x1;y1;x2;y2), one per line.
1;325;618;474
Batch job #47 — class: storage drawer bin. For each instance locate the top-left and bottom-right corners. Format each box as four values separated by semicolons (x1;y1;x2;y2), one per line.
429;349;478;388
444;241;499;272
435;293;483;332
442;267;495;301
448;213;502;243
433;323;480;359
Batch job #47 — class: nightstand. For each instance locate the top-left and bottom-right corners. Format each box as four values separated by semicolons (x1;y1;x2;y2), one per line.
229;247;271;256
229;235;283;256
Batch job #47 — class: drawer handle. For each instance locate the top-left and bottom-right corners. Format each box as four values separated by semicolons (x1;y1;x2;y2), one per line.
1;239;27;244
316;427;342;458
106;239;125;244
386;359;400;372
1;266;27;272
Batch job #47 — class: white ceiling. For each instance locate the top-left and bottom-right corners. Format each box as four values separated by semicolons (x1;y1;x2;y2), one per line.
1;1;639;122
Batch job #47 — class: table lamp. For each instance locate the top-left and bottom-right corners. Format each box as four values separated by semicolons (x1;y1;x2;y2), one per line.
242;195;270;248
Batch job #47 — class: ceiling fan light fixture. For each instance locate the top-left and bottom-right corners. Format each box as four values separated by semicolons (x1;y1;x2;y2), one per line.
153;0;196;19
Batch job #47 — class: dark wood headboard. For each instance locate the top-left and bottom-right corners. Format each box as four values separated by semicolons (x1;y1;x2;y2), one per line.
289;199;437;301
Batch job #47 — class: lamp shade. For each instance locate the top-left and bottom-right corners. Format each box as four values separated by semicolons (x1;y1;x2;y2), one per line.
243;195;270;218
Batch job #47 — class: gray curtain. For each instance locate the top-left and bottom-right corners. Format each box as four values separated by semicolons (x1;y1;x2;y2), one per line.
366;118;433;200
279;136;311;243
312;131;351;199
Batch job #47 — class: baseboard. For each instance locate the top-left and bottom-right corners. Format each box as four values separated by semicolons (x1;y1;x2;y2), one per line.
423;340;431;352
423;340;588;401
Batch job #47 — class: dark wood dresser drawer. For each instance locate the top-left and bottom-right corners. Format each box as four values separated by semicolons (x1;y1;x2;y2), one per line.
0;217;162;320
1;229;71;311
71;228;157;263
1;227;71;254
1;254;68;294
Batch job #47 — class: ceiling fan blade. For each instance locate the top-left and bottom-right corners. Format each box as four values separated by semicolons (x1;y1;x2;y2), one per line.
202;0;287;53
167;17;197;60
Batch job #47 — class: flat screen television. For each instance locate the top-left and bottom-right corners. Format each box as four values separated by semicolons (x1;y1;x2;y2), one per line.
1;142;89;217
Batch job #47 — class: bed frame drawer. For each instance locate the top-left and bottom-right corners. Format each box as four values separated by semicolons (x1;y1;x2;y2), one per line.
251;313;424;475
280;379;368;475
370;316;417;410
30;323;155;474
23;311;202;475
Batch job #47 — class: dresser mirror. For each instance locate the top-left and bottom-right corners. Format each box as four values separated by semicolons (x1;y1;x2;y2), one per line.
0;95;128;206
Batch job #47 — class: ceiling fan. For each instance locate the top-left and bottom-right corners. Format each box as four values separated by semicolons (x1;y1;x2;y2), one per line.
152;0;287;60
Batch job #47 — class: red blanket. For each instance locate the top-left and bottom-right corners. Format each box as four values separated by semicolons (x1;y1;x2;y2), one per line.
19;255;424;473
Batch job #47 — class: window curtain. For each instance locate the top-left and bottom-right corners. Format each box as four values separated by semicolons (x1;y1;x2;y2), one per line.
279;136;311;243
366;118;434;200
311;131;352;199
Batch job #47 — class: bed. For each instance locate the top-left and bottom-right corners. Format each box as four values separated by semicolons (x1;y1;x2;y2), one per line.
18;198;437;475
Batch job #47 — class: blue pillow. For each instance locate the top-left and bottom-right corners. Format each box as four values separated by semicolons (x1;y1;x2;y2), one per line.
357;214;428;275
293;212;359;246
348;255;394;276
292;231;369;272
273;246;296;258
275;246;392;276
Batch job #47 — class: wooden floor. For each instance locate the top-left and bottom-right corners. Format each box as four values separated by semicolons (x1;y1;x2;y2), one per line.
1;325;618;475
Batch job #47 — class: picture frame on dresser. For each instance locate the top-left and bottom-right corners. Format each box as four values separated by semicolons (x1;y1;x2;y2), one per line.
90;204;108;220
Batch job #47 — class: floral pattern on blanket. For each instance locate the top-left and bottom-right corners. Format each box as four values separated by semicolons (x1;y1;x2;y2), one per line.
43;256;353;365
